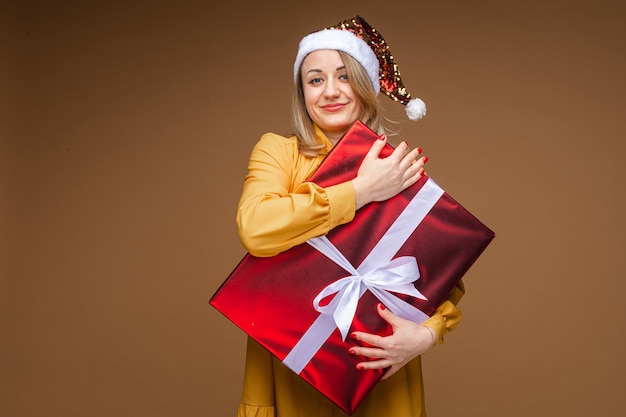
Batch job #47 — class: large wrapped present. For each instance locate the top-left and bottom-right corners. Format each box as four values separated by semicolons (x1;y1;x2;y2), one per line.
210;121;495;414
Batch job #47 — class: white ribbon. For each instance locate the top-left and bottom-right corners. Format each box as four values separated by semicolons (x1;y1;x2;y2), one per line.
282;178;444;374
308;236;427;340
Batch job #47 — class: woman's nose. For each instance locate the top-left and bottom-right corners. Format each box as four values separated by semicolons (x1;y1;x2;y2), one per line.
323;79;340;97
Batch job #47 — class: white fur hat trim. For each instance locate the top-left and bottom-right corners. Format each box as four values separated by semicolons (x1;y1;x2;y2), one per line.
293;29;380;95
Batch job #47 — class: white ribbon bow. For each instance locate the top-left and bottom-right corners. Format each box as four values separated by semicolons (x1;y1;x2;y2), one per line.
309;236;427;340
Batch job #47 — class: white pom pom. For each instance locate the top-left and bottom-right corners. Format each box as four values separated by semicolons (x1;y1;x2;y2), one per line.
405;98;427;121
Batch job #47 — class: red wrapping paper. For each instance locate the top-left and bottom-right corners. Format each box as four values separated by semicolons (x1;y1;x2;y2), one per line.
210;121;495;414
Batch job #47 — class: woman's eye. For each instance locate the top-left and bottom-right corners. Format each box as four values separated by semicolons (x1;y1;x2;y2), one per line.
339;73;349;81
309;77;323;85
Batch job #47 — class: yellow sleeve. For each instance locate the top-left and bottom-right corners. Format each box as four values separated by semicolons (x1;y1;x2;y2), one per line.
422;280;465;344
236;133;356;257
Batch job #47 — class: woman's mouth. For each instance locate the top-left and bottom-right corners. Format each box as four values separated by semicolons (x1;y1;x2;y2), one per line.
322;103;346;112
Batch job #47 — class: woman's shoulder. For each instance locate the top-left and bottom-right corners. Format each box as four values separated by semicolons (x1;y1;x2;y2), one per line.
253;132;300;157
257;131;298;147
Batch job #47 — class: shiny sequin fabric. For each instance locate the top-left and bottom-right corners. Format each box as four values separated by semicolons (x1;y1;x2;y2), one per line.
328;15;412;105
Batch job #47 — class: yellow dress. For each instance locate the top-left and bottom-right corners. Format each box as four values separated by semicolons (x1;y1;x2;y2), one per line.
235;126;464;417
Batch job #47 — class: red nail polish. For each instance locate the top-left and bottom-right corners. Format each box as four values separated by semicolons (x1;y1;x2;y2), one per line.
356;364;364;370
423;156;429;163
403;141;408;147
350;332;357;339
349;349;356;355
379;303;386;310
378;134;386;141
417;147;422;154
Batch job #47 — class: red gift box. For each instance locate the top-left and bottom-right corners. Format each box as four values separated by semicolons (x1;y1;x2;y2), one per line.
210;121;495;414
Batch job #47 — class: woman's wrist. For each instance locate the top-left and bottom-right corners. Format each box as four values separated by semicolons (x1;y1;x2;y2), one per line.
424;325;438;349
352;177;373;210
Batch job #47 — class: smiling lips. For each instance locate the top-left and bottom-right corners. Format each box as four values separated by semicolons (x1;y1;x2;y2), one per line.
321;103;347;112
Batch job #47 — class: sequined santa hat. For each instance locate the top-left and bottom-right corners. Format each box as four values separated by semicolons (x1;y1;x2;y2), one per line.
293;15;427;121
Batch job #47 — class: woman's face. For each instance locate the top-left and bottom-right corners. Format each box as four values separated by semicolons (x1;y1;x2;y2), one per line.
300;49;363;143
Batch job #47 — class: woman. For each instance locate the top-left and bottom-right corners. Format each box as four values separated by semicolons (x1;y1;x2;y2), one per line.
235;16;464;417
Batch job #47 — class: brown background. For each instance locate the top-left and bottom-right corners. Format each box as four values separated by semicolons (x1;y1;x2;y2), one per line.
2;0;625;416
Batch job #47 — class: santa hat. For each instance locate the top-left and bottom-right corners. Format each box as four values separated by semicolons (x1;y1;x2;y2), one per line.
293;15;426;121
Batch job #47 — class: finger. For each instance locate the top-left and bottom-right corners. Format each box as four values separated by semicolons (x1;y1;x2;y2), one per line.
403;160;423;181
350;345;387;359
396;152;424;181
364;134;388;161
401;147;423;169
403;156;428;186
402;167;423;189
356;358;393;371
408;154;428;170
376;303;404;328
407;147;423;167
388;140;410;163
352;330;387;348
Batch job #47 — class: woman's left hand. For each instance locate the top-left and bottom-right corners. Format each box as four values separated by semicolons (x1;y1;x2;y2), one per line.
349;303;437;380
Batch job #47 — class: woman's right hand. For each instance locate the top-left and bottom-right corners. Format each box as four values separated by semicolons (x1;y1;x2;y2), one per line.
351;135;427;210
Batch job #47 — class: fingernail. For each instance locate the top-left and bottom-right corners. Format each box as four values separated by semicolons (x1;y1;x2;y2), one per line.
349;349;356;355
403;141;408;147
378;303;386;310
423;156;429;163
356;364;364;370
417;147;422;154
350;332;357;339
378;134;386;141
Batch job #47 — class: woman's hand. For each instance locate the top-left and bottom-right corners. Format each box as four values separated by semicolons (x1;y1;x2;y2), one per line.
349;303;437;380
352;135;427;210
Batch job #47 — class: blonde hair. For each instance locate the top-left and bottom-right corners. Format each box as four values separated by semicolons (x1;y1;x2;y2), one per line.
291;51;387;157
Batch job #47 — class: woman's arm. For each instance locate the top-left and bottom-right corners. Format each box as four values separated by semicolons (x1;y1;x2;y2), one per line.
236;133;356;257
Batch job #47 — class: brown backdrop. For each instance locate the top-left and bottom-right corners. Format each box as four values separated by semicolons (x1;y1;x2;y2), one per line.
2;1;625;416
